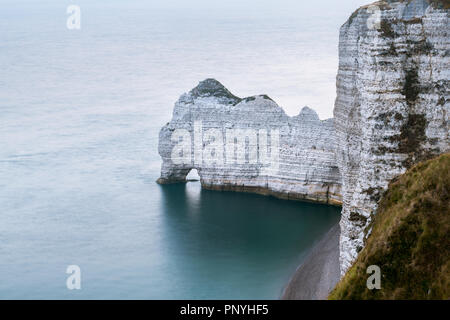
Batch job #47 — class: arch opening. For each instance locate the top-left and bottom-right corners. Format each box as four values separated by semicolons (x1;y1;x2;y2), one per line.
186;168;200;182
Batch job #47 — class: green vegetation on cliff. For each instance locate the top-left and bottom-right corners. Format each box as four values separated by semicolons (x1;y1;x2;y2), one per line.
330;153;450;299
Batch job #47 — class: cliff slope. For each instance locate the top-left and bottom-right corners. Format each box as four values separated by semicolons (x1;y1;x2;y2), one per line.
330;153;449;300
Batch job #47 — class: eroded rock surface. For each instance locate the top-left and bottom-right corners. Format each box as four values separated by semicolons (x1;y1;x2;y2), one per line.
158;79;342;205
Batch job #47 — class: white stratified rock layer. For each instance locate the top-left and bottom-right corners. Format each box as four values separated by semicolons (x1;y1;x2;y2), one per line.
158;79;342;205
335;0;449;274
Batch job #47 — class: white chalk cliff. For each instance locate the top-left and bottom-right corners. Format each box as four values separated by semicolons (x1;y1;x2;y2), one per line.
335;0;449;274
158;0;449;275
158;79;342;205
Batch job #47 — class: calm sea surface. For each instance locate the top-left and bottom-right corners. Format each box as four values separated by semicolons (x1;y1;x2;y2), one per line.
0;0;367;299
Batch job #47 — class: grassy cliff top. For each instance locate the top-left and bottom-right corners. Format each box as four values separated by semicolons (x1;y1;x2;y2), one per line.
330;153;449;300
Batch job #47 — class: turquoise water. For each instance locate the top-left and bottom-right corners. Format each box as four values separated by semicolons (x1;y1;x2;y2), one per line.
0;0;360;299
0;177;340;299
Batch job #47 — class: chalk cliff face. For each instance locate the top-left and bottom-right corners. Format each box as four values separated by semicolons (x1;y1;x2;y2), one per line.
158;79;342;205
335;0;450;274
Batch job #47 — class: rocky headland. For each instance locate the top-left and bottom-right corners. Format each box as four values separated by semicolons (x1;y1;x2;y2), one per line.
158;79;342;206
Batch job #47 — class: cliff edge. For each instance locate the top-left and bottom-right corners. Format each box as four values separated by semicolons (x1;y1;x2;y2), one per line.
330;153;449;299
